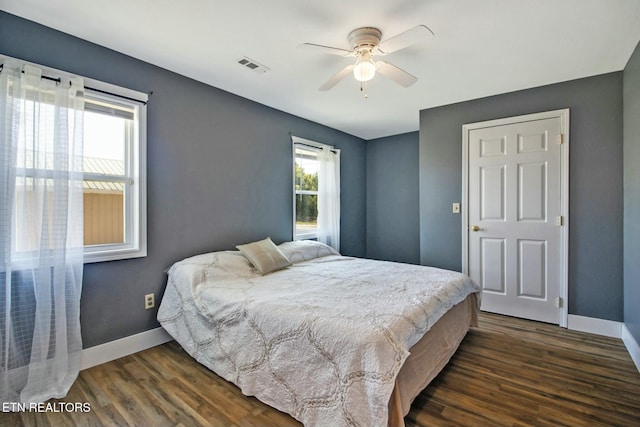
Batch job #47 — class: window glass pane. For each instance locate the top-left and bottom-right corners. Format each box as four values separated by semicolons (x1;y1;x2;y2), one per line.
83;111;126;174
15;100;82;171
295;145;319;238
83;108;127;246
295;147;318;192
14;177;45;252
295;194;317;236
83;181;125;245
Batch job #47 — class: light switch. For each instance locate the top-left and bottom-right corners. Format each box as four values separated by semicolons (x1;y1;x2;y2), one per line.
452;203;460;214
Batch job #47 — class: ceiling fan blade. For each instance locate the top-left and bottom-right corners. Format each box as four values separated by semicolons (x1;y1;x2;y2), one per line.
319;64;355;91
375;61;417;87
377;25;434;55
298;43;354;57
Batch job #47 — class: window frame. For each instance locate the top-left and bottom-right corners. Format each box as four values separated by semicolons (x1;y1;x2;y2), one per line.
82;83;147;264
291;136;333;241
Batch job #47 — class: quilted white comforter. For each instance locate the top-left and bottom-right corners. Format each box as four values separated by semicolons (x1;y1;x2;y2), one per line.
158;246;479;427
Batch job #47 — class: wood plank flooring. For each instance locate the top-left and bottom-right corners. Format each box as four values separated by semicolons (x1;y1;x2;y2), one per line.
2;312;639;427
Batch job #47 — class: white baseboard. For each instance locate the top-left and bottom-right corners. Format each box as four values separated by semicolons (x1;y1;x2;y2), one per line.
567;315;640;374
567;314;622;338
80;327;173;370
622;324;640;373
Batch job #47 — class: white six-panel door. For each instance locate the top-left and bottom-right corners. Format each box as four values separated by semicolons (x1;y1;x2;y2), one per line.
462;110;569;325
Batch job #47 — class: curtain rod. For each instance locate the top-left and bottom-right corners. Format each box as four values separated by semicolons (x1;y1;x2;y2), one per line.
0;63;151;105
290;134;339;153
85;86;151;105
294;141;339;154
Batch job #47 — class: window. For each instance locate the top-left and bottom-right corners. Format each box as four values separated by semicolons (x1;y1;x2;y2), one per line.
292;136;340;250
3;55;147;263
294;144;319;239
82;88;147;263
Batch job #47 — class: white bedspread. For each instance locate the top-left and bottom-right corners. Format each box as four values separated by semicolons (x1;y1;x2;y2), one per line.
158;251;479;427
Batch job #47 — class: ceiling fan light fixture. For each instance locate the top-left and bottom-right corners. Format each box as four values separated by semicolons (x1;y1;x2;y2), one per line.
306;25;431;91
353;50;376;82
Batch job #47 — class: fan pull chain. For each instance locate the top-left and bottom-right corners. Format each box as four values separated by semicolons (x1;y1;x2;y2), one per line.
360;80;368;98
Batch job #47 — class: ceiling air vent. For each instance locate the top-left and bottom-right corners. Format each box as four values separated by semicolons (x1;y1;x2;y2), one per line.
236;56;270;74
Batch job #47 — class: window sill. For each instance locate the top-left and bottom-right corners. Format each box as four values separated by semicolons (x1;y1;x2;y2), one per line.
84;246;147;263
295;233;318;241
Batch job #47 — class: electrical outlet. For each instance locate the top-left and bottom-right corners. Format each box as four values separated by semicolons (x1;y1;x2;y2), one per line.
144;293;155;310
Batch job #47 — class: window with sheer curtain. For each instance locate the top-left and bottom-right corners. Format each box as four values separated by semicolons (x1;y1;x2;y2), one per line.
0;56;147;404
2;57;147;264
292;136;340;251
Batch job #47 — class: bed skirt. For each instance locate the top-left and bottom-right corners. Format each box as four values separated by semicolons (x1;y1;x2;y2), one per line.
388;293;478;427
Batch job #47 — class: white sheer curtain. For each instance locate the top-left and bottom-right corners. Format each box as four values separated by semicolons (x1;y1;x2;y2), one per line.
317;146;340;251
1;60;85;403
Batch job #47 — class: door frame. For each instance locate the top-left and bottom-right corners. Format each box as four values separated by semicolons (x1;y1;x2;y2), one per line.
461;109;570;327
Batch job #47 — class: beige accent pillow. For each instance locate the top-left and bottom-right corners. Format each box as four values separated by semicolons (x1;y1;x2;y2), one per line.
236;237;292;275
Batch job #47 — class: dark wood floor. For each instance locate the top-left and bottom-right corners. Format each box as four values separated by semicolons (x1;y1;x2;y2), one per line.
2;313;639;427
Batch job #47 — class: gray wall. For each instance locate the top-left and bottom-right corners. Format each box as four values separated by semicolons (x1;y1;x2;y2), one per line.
419;73;624;321
1;10;635;347
0;12;366;348
624;41;640;343
366;132;420;264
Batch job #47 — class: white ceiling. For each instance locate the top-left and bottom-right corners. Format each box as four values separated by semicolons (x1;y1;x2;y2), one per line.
2;0;640;140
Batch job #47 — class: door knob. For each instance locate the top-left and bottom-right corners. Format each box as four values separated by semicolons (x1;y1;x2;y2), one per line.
471;225;481;232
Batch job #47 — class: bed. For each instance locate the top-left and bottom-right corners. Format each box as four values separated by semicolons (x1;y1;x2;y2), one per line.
157;239;480;427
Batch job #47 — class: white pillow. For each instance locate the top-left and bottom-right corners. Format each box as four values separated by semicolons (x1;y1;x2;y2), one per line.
170;250;256;278
278;240;340;264
236;237;292;275
217;251;257;276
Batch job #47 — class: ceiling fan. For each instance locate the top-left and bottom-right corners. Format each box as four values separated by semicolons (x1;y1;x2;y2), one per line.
300;25;434;91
